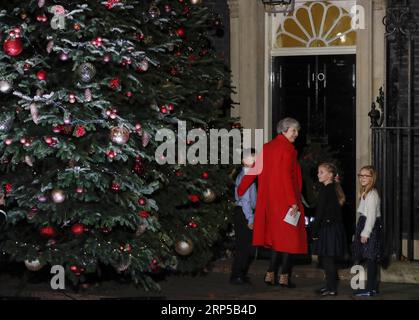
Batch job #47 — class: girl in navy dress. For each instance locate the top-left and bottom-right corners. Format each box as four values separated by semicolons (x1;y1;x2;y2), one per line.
352;165;383;296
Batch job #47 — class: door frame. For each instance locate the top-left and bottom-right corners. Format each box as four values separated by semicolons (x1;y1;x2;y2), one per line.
264;1;385;189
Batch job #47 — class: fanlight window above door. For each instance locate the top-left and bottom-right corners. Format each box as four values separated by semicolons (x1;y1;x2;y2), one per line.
275;1;356;48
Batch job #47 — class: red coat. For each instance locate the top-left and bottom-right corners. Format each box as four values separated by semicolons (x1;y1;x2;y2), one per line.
238;134;307;254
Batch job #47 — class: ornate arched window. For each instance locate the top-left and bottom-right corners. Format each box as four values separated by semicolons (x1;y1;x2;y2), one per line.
275;1;356;48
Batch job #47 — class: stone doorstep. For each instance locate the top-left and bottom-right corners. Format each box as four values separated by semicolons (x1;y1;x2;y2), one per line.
213;258;419;284
212;258;350;281
380;261;419;284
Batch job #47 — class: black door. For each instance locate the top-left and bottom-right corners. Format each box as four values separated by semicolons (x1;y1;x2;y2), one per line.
272;54;356;248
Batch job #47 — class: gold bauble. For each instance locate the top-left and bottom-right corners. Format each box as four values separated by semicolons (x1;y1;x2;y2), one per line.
175;239;194;256
20;11;28;20
51;188;66;203
110;126;130;145
202;188;216;203
190;0;202;4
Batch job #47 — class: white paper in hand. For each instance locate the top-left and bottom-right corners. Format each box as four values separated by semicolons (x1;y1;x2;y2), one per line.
283;208;301;226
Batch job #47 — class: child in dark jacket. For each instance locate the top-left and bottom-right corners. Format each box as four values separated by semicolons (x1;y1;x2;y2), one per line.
312;163;347;296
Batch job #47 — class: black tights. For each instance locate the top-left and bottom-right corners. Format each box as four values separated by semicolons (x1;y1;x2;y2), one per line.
321;256;338;292
367;259;379;292
267;251;292;275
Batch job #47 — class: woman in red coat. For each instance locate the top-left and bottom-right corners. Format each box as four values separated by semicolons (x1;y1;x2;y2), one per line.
237;117;307;287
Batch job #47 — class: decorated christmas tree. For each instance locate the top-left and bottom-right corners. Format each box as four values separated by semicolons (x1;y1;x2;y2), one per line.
0;0;234;290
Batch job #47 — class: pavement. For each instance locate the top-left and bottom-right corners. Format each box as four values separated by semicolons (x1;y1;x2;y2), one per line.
1;258;419;300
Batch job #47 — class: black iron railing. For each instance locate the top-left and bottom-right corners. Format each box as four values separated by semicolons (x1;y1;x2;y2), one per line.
371;1;418;261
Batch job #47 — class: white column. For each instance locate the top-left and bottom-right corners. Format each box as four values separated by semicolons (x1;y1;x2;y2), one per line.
356;0;373;173
229;0;266;132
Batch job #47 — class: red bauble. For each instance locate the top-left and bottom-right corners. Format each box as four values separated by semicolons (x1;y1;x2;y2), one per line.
44;136;53;145
139;210;150;218
188;54;196;62
37;70;47;81
36;14;47;22
3;37;23;56
175;170;183;177
188;221;198;228
70;265;78;272
121;243;132;252
160;106;168;114
107;150;117;158
182;7;190;15
75;125;86;137
40;226;56;238
188;194;200;203
101;227;112;234
176;27;186;38
76;187;84;194
133;157;144;175
52;125;62;133
111;182;120;192
197;95;204;102
170;67;178;76
109;77;120;89
168;103;175;111
71;223;85;235
4;183;12;194
138;198;146;206
202;172;209;179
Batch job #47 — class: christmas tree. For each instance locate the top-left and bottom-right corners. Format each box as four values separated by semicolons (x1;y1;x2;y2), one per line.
0;0;234;290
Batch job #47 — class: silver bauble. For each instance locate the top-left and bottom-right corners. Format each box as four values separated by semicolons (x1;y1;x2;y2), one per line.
77;62;96;83
51;188;66;203
175;239;194;256
0;80;12;94
24;259;43;271
202;188;216;203
110;126;130;145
